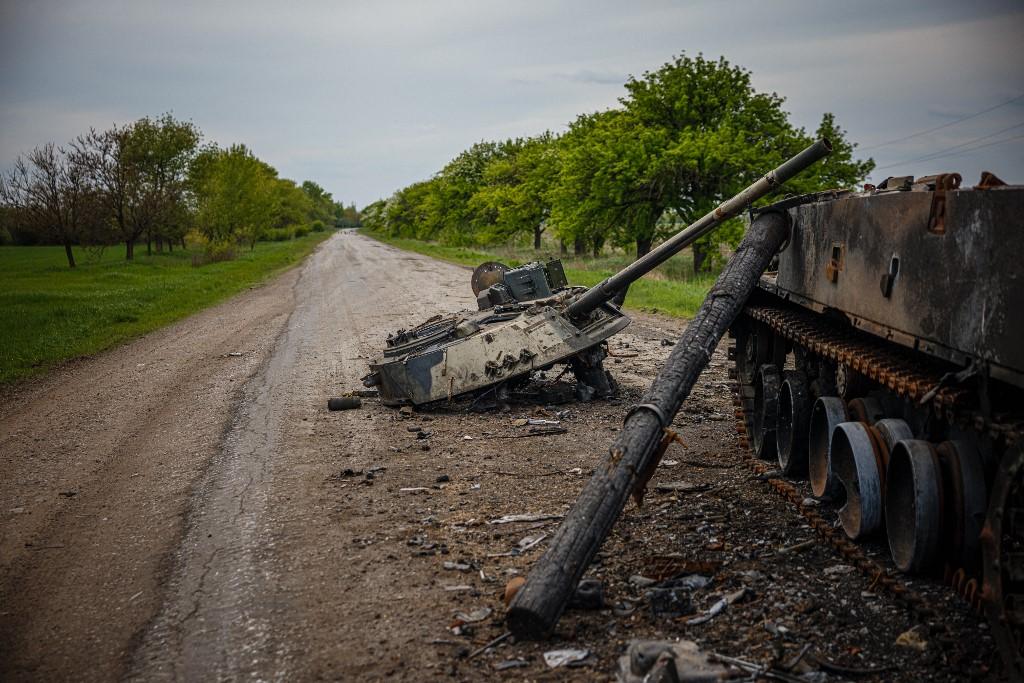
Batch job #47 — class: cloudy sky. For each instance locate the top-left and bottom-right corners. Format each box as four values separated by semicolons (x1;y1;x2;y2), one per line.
2;1;1022;206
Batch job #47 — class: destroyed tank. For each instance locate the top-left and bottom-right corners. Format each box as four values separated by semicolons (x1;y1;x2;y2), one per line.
361;140;833;407
729;172;1024;676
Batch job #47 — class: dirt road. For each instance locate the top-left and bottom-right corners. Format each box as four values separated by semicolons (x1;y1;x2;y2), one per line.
0;230;994;681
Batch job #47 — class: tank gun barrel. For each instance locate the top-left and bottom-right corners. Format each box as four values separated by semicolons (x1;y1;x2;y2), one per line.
565;138;832;318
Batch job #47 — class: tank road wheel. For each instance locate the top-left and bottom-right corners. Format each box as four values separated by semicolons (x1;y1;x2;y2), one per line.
808;396;849;498
885;440;943;573
776;371;810;476
751;364;781;460
982;442;1024;680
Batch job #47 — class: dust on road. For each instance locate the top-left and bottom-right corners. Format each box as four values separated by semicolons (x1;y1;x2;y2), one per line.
0;230;993;681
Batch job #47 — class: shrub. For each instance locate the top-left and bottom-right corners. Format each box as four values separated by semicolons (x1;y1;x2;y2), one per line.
266;228;292;242
294;224;311;238
311;219;325;233
202;241;236;263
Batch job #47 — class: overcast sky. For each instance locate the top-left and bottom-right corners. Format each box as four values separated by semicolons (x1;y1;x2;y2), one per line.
2;1;1023;207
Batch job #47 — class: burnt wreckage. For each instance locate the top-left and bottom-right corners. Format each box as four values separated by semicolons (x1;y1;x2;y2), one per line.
731;172;1024;675
362;140;834;407
363;141;1024;674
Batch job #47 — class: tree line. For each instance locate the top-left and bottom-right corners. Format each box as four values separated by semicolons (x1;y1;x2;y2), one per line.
361;54;875;273
0;114;360;267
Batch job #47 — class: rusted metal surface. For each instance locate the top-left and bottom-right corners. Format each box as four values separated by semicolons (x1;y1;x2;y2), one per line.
759;182;1024;389
744;305;1022;444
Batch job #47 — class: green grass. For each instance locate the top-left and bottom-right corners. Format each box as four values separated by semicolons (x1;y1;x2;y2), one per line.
362;231;717;320
0;232;331;385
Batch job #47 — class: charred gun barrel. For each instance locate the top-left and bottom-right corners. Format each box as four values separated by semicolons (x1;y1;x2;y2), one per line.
362;139;832;406
566;138;832;318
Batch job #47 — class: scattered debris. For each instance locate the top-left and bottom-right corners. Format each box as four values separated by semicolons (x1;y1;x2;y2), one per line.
629;575;657;589
685;587;747;625
896;626;928;651
452;607;492;624
527;418;560;426
569;578;604;610
226;351;244;357
543;648;590;668
618;640;727;683
436;474;450;483
327;396;361;411
823;564;856;576
467;631;511;659
443;561;472;572
399;487;430;493
654;480;711;494
487;513;562;525
493;659;528;671
777;539;816;555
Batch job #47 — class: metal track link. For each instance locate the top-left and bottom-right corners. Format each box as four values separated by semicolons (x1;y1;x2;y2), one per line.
744;305;1021;444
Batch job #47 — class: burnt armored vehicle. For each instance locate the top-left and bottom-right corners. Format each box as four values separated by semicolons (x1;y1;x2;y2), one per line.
362;140;833;406
730;173;1024;675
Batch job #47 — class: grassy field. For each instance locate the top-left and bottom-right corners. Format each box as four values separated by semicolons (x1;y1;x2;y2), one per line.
0;232;331;385
363;231;718;320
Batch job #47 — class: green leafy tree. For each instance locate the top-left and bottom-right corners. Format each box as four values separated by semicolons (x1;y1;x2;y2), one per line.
73;114;200;259
300;180;335;224
469;133;560;249
618;54;872;271
193;144;277;248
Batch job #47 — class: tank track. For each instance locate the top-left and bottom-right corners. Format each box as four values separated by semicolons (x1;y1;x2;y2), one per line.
743;305;1021;444
729;302;1024;679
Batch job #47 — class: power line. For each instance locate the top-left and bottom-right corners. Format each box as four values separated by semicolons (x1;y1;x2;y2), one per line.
875;120;1024;170
858;92;1024;152
876;133;1024;172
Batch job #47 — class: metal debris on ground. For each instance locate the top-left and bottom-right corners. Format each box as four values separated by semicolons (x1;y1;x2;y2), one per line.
327;396;361;411
654;480;712;494
617;639;727;683
451;607;492;624
487;513;563;525
685;587;747;625
543;648;590;668
493;659;528;671
569;578;604;610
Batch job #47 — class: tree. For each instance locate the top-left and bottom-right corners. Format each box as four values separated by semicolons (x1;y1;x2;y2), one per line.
193;144;277;248
73;114;200;260
300;181;335;225
0;143;101;268
618;54;872;272
551;109;664;260
469;133;560;249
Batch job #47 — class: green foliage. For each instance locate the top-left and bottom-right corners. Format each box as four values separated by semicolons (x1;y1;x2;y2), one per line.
368;51;873;275
0;232;330;384
294;224;311;238
266;227;293;241
365;231;716;320
310;219;326;232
